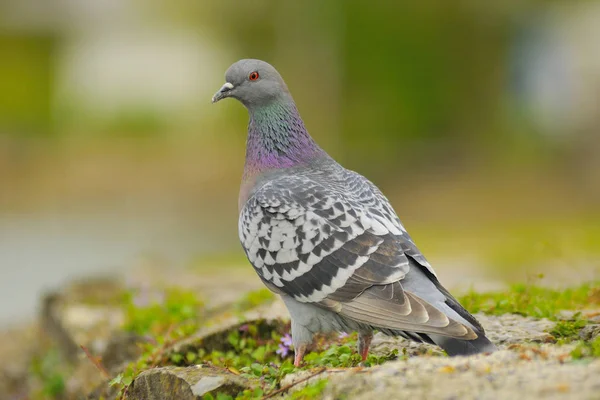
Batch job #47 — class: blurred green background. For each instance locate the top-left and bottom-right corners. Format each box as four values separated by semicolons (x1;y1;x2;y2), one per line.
1;0;599;326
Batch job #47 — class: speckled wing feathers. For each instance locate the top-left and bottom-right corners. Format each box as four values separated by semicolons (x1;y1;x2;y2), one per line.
239;167;475;339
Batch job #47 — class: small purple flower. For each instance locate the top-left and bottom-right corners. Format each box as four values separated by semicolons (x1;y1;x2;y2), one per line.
276;333;293;358
282;333;292;347
238;324;249;332
338;332;349;340
276;343;289;357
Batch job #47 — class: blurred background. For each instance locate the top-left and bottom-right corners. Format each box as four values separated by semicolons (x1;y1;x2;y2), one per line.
1;0;599;327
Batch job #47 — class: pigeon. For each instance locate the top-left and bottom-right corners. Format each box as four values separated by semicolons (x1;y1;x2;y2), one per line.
212;59;496;366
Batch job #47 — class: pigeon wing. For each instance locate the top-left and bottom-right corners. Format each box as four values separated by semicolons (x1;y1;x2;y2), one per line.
239;173;475;340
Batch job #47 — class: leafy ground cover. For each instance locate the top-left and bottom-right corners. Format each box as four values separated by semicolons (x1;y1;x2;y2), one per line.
67;280;600;399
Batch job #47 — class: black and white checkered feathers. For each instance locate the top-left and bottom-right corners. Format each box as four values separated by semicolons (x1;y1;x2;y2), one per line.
240;164;477;339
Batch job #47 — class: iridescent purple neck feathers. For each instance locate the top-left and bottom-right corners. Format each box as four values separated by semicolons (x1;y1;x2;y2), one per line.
243;100;325;178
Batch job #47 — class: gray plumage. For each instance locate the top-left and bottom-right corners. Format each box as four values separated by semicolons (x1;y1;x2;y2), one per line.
213;59;496;364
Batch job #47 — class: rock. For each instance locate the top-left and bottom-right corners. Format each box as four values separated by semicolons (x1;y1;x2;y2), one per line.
579;325;600;341
28;282;145;399
0;324;38;399
370;313;557;357
126;264;264;316
128;365;252;400
39;292;81;364
4;271;598;400
370;334;442;358
476;313;555;345
39;282;127;366
315;346;600;400
279;368;346;394
101;332;150;374
87;379;121;400
584;310;600;324
171;299;289;357
557;309;600;322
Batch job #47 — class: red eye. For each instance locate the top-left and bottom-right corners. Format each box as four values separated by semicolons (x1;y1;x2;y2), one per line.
249;71;259;81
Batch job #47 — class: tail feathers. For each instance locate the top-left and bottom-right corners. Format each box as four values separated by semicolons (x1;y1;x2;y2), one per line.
430;332;497;356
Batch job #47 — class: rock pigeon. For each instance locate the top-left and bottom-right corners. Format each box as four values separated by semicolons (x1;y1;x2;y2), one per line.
212;59;496;366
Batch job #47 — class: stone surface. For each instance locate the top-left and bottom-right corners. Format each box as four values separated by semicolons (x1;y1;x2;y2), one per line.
285;346;600;400
369;313;557;358
476;313;556;344
128;365;251;400
558;309;600;322
171;298;288;356
101;332;150;374
0;324;38;399
579;324;600;341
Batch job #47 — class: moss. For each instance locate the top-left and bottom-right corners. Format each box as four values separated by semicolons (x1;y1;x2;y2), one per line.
108;287;205;397
458;281;600;320
109;282;600;399
122;287;204;336
289;379;329;399
29;347;67;399
571;336;600;359
550;319;587;341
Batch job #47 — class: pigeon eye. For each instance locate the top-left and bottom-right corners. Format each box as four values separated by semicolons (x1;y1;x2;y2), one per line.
248;71;259;81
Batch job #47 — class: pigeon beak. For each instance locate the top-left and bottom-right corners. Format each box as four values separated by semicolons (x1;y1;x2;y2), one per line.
212;82;234;103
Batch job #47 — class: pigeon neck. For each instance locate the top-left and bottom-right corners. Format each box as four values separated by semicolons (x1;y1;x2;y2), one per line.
243;99;324;178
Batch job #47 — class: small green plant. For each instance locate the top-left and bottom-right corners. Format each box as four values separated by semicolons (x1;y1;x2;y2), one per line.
109;287;204;397
109;332;180;398
29;348;67;399
571;336;600;359
122;287;204;336
198;324;293;390
289;379;329;399
202;393;236;400
304;344;361;368
303;341;399;368
550;318;587;341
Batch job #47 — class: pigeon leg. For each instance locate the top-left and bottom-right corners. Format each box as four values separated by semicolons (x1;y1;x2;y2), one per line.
358;331;373;361
293;344;307;367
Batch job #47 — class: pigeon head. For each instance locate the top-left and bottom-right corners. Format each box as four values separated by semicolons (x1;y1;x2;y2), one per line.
212;59;290;109
213;59;327;179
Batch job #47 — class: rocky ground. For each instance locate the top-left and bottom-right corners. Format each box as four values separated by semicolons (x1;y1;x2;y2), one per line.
1;267;599;400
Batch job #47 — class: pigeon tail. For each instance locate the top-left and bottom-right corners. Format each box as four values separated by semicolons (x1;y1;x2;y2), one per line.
430;331;497;356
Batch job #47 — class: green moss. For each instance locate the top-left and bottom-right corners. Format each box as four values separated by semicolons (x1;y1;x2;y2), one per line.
111;282;600;399
550;319;587;341
458;281;600;320
571;336;600;359
289;379;329;399
170;323;392;397
198;328;284;370
29;348;67;399
122;287;204;336
108;288;205;397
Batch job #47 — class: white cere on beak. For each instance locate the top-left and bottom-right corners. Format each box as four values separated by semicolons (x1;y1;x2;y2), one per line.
212;82;235;103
